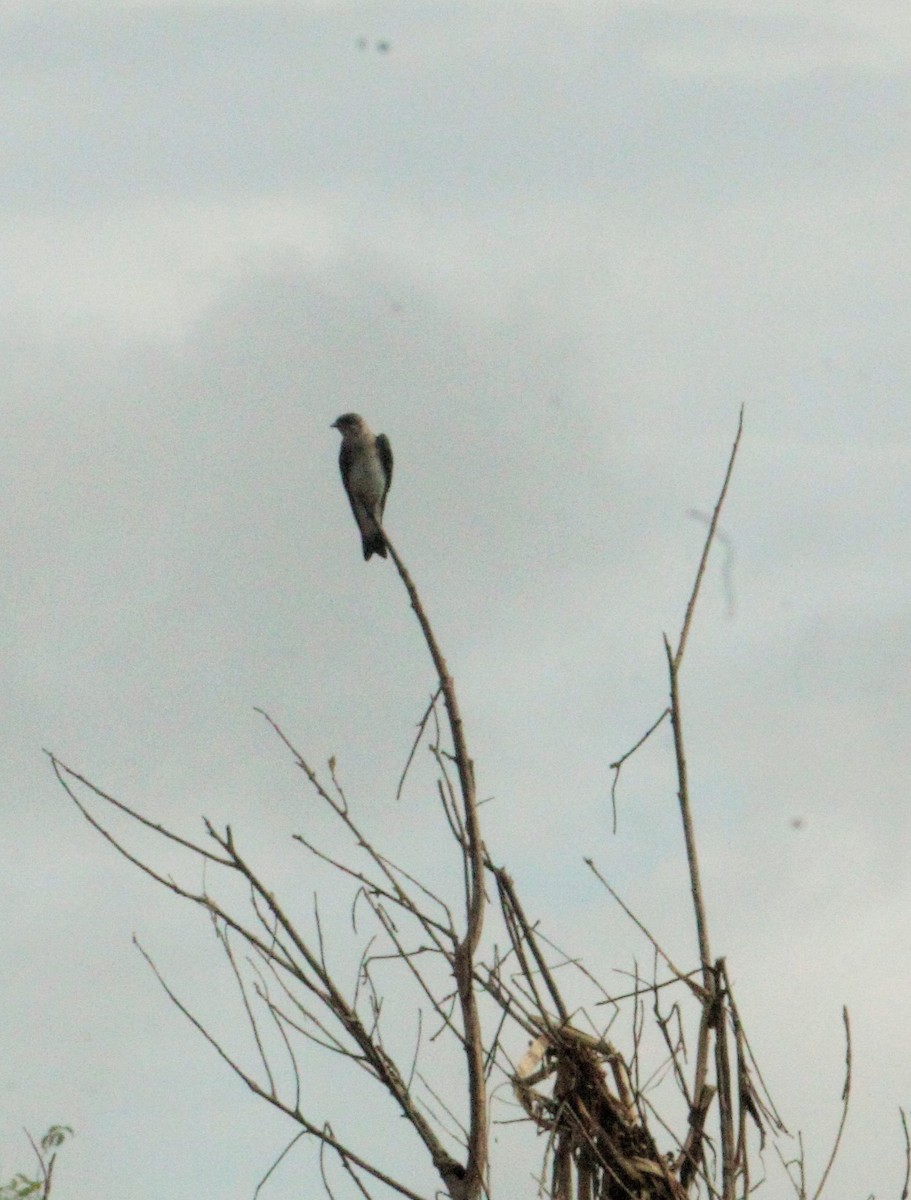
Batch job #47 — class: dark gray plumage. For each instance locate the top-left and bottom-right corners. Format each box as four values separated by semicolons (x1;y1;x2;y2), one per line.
331;413;393;560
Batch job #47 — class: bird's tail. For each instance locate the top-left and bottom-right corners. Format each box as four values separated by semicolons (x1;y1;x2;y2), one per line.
362;527;388;560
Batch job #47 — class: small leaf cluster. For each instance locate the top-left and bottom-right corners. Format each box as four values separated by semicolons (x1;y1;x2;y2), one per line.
0;1127;72;1200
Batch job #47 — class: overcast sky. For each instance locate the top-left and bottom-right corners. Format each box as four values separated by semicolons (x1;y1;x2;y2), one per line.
1;1;909;1197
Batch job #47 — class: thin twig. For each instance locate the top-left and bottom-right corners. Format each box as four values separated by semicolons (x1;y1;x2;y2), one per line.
25;1130;53;1200
339;1151;378;1200
584;858;707;998
415;1070;470;1146
45;752;231;865
665;634;712;977
54;760;305;985
253;1131;306;1199
899;1108;910;1200
252;973;303;1111
674;405;744;670
384;531;489;1200
214;921;277;1098
493;867;569;1024
712;960;736;1200
719;960;787;1135
608;709;670;833
397;688;443;801
134;937;431;1200
810;1007;851;1200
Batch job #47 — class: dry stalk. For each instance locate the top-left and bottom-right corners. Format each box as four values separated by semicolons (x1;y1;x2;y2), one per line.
810;1007;851;1200
384;533;488;1199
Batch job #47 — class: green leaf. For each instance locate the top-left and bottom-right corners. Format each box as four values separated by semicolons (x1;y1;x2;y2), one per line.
40;1125;73;1152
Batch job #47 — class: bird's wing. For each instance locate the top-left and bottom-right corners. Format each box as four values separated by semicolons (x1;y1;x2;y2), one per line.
375;434;393;516
338;440;362;524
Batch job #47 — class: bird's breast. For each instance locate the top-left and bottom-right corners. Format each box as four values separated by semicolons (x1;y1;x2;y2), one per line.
348;447;386;504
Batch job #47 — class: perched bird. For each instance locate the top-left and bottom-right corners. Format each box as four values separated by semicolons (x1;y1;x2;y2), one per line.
331;413;393;560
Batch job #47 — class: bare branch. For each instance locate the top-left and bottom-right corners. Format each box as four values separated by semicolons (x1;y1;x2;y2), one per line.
712;961;735;1200
339;1150;380;1200
253;1131;306;1199
584;858;707;999
214;921;277;1098
406;1008;423;1095
673;405;744;670
493;866;569;1025
25;1129;55;1200
384;533;488;1199
718;960;787;1136
608;708;670;834
53;759;312;991
134;937;432;1200
810;1007;851;1200
415;1069;470;1147
664;634;712;980
653;990;692;1109
292;833;454;943
397;688;443;801
899;1108;910;1200
46;752;231;866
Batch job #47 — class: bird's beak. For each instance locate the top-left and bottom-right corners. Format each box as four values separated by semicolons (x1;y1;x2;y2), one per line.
330;419;339;429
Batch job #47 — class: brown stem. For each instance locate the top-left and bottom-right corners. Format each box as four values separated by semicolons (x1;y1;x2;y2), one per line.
810;1008;851;1200
674;406;744;671
664;638;712;981
384;533;488;1200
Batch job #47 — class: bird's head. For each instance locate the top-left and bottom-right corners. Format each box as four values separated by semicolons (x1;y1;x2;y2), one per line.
331;413;365;434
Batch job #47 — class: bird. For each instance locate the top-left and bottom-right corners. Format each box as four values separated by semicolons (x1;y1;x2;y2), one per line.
331;413;393;560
